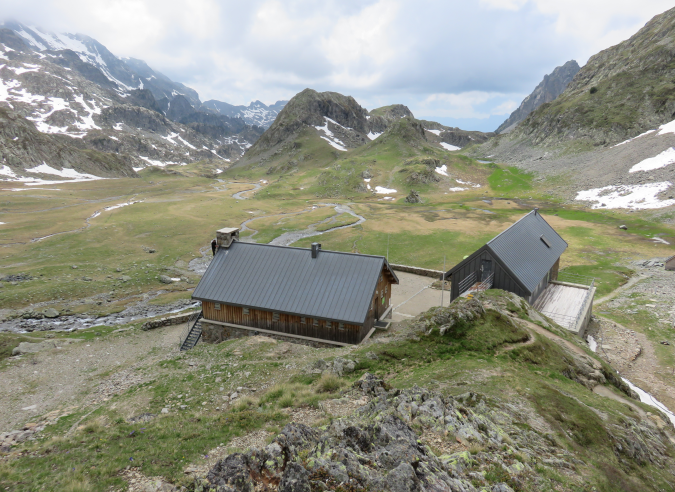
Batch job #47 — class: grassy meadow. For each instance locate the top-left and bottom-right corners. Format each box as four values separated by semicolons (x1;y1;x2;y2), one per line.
1;130;674;315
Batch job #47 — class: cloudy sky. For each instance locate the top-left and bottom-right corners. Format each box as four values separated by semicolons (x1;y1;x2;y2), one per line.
1;0;672;131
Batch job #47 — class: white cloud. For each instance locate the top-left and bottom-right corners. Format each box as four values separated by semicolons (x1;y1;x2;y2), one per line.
421;91;522;119
1;0;673;129
479;0;527;11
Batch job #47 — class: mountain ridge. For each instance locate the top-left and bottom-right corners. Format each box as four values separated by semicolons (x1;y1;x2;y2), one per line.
496;60;580;134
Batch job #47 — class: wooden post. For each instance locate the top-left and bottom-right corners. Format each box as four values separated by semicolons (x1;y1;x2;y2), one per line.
441;254;446;307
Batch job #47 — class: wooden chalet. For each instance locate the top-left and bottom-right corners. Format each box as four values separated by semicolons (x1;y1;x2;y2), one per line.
191;228;399;346
445;210;596;336
445;209;568;304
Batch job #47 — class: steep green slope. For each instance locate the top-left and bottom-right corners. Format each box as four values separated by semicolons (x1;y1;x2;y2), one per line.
514;6;675;147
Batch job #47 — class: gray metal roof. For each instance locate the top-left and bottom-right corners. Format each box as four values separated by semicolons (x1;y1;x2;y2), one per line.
486;210;568;293
192;242;398;325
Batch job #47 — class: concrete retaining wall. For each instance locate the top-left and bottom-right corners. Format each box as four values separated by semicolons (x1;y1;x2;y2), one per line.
141;312;196;331
390;264;443;279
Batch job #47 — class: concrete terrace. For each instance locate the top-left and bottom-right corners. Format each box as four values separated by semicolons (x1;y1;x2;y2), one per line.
533;281;595;335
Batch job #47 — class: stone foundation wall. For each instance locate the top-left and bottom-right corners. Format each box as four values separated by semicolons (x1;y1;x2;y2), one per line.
390;264;443;279
141;312;196;331
201;321;338;348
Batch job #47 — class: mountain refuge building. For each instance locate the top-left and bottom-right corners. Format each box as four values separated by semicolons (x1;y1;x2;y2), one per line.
191;228;399;346
444;210;595;336
666;255;675;271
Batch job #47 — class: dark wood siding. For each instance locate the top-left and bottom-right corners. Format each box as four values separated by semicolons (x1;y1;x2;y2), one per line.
203;302;364;344
528;273;549;304
450;246;529;301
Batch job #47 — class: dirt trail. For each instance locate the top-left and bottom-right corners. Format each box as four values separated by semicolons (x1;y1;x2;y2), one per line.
594;274;645;305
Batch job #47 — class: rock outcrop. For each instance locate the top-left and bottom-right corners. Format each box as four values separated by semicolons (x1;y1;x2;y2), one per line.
496;60;580;134
199;372;673;492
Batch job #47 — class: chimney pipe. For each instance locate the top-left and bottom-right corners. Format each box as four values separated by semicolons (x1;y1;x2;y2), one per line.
311;243;321;259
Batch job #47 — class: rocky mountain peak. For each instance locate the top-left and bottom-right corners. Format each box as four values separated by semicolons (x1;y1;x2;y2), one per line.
512;6;675;146
496;60;580;134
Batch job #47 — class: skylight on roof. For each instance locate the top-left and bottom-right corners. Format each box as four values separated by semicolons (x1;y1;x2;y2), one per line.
540;235;551;248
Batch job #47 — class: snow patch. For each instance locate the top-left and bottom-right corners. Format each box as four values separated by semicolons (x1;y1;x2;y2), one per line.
0;165;17;178
426;129;441;136
375;186;397;194
440;142;460;151
613;129;656;147
434;165;448;176
587;335;597;352
320;136;347;151
7;63;41;75
576;182;675;210
457;179;480;188
449;187;467;192
139;156;184;168
26;163;100;180
367;132;382;140
658;119;675;136
629;147;675;173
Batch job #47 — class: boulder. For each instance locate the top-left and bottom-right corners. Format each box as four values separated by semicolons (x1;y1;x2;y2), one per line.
43;308;59;318
405;190;422;203
159;275;173;284
332;357;355;376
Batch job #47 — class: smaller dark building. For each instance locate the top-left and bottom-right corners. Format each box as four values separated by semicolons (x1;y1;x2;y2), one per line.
192;229;399;346
445;210;568;304
667;255;675;271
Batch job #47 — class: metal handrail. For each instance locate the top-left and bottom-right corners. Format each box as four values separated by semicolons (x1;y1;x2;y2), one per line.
458;271;477;294
477;273;494;291
179;310;203;350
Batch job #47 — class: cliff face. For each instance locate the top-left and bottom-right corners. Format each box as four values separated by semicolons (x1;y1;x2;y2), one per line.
496;60;580;134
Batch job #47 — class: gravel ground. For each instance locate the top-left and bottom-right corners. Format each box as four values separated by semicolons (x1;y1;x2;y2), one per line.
0;323;184;432
587;259;675;412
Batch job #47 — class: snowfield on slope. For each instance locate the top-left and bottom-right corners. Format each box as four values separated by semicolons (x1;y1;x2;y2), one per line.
576;182;675;209
629;147;675;173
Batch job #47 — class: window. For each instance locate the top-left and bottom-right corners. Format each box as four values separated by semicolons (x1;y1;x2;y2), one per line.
243;308;249;315
313;319;319;327
272;312;279;322
326;321;331;328
338;323;344;330
214;303;221;310
300;317;306;324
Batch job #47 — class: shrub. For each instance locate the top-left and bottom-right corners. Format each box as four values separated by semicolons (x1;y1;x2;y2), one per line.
316;374;343;393
590;87;598;94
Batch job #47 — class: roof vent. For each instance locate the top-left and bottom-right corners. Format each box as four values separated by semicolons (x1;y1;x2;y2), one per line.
311;243;322;259
540;234;551;248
